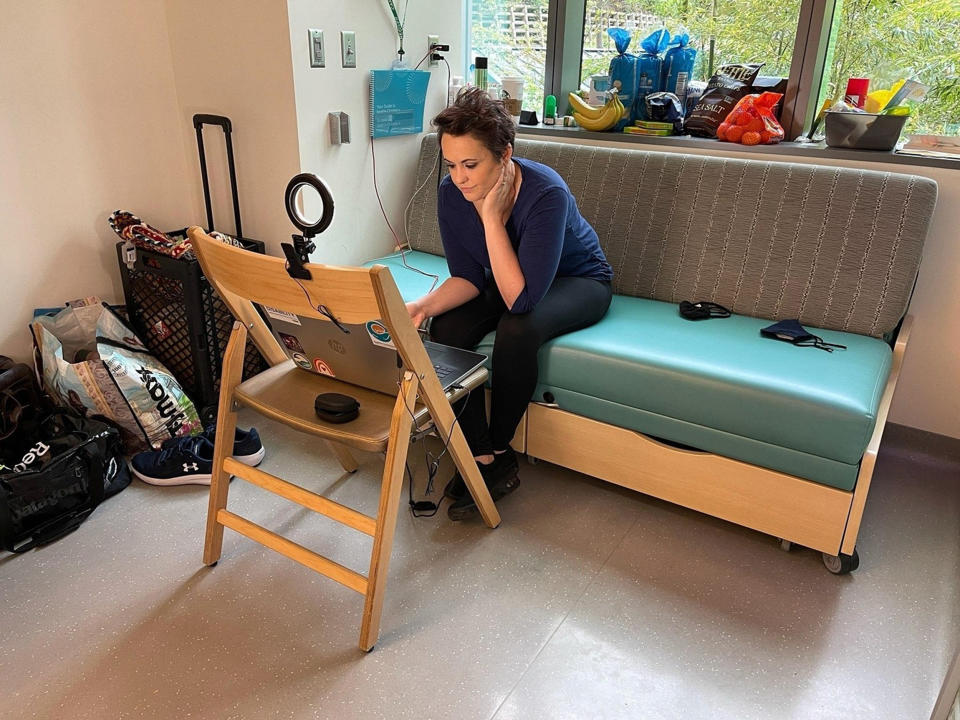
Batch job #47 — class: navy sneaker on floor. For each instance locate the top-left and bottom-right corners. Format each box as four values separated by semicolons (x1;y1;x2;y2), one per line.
132;435;215;486
162;425;265;467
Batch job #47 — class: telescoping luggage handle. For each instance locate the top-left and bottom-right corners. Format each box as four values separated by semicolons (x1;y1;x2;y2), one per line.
193;114;243;238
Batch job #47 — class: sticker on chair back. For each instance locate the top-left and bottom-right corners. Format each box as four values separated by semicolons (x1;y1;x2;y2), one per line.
263;306;301;325
313;358;336;377
365;320;395;349
291;352;312;370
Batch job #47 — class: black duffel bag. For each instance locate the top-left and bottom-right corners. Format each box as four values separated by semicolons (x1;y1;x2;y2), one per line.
0;372;130;552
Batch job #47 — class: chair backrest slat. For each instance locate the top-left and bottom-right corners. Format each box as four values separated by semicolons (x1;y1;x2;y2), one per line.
190;229;383;324
190;228;432;385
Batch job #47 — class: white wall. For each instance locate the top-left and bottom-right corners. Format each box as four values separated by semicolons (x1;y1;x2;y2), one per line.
0;0;192;362
285;0;463;265
533;134;960;439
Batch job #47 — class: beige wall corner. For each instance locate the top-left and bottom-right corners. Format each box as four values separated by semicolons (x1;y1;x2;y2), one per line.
163;0;302;254
0;0;192;361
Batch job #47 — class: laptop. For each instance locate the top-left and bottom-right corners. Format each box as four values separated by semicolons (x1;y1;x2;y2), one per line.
261;305;487;396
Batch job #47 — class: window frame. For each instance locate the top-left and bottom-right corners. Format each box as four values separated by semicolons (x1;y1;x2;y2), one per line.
466;0;863;141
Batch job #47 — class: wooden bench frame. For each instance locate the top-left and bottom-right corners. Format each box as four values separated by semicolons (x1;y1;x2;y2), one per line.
517;316;913;561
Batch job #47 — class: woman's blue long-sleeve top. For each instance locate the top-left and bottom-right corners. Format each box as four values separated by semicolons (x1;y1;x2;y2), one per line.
438;157;613;314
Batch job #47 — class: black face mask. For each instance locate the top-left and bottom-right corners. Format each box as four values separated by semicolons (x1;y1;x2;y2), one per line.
760;319;847;352
679;301;731;320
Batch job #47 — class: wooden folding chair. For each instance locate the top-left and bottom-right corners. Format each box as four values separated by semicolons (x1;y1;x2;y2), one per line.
188;227;500;651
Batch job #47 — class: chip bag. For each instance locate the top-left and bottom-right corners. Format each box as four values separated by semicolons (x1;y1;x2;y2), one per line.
716;92;785;145
685;62;763;137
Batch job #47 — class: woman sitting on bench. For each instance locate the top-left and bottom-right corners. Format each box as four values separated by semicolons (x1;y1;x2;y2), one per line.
406;88;613;520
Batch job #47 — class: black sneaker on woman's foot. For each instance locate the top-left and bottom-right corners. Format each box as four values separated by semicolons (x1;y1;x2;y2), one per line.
447;449;520;521
443;448;518;501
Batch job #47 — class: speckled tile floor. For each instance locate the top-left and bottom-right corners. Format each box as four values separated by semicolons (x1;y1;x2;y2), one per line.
0;414;957;720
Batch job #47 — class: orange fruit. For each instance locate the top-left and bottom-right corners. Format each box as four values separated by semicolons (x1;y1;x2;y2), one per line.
760;130;771;143
716;123;729;140
745;116;764;132
742;131;762;145
726;125;745;142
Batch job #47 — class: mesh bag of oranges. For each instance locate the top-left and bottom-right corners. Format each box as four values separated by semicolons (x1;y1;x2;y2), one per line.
716;92;784;145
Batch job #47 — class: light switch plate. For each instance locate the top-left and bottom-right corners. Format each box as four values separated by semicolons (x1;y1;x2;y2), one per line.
340;30;356;68
308;28;324;68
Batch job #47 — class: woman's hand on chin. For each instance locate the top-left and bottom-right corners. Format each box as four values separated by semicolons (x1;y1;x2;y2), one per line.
480;160;517;225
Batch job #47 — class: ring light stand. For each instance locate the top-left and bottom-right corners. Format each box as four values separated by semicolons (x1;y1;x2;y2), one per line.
282;173;335;279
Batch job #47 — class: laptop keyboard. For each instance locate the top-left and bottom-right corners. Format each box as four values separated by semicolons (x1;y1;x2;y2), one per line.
433;362;456;380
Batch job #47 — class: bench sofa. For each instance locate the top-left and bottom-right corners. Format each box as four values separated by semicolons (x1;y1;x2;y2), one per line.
367;134;937;573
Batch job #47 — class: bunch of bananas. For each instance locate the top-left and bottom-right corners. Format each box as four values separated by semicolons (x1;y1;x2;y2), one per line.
568;92;625;132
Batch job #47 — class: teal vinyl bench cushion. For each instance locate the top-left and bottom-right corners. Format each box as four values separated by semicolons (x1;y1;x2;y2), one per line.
367;251;892;490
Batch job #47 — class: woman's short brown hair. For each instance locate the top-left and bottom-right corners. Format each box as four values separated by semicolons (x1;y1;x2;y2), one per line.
432;86;515;159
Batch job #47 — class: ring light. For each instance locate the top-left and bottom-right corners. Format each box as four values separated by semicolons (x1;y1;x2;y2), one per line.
284;173;334;238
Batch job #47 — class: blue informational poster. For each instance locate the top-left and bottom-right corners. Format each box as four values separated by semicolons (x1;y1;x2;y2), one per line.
369;69;431;138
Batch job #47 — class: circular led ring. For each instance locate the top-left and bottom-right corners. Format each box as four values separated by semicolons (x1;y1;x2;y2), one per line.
284;173;334;237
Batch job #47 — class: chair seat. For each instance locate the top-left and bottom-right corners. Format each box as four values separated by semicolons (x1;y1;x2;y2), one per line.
237;360;489;453
367;251;893;490
236;361;401;452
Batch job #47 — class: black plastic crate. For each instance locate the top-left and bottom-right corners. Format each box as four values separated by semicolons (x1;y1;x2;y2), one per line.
115;233;266;417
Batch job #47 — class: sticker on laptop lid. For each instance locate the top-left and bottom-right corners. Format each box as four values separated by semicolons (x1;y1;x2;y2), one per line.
313;358;335;377
291;352;312;370
277;332;305;354
263;306;301;325
365;320;395;349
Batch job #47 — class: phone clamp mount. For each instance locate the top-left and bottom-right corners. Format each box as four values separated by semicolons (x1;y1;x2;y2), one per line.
282;173;335;280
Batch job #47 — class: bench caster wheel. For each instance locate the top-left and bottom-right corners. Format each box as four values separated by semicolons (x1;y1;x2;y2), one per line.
822;548;859;575
779;539;793;552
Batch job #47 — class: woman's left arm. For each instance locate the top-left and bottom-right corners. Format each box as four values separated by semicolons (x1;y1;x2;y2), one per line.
481;165;566;313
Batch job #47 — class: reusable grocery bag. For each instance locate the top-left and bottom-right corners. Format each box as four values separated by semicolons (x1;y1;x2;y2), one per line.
31;298;201;451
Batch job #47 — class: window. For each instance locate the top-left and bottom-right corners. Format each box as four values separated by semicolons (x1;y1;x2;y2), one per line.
816;0;960;135
468;0;549;115
467;0;959;141
580;0;801;91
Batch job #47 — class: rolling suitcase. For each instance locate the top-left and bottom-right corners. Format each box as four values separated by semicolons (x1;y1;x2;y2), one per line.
116;114;266;420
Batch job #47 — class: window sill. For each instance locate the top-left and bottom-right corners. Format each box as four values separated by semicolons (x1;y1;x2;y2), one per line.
516;124;959;172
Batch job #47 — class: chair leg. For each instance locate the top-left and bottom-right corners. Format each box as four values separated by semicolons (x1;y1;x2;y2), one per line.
421;386;501;529
358;372;418;652
204;322;246;567
327;440;359;473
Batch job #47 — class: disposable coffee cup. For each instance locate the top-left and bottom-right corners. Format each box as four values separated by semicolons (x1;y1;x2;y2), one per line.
502;77;524;122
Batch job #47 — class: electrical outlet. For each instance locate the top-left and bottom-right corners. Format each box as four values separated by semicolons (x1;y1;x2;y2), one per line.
427;34;439;67
308;28;325;68
340;30;356;68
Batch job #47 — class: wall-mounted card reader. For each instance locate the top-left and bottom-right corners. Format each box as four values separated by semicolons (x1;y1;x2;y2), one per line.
329;112;350;144
308;28;325;68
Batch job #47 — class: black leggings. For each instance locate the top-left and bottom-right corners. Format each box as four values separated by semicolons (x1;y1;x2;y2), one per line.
430;276;612;456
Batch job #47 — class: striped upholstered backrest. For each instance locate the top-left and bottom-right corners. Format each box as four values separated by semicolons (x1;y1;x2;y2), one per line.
404;134;937;337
